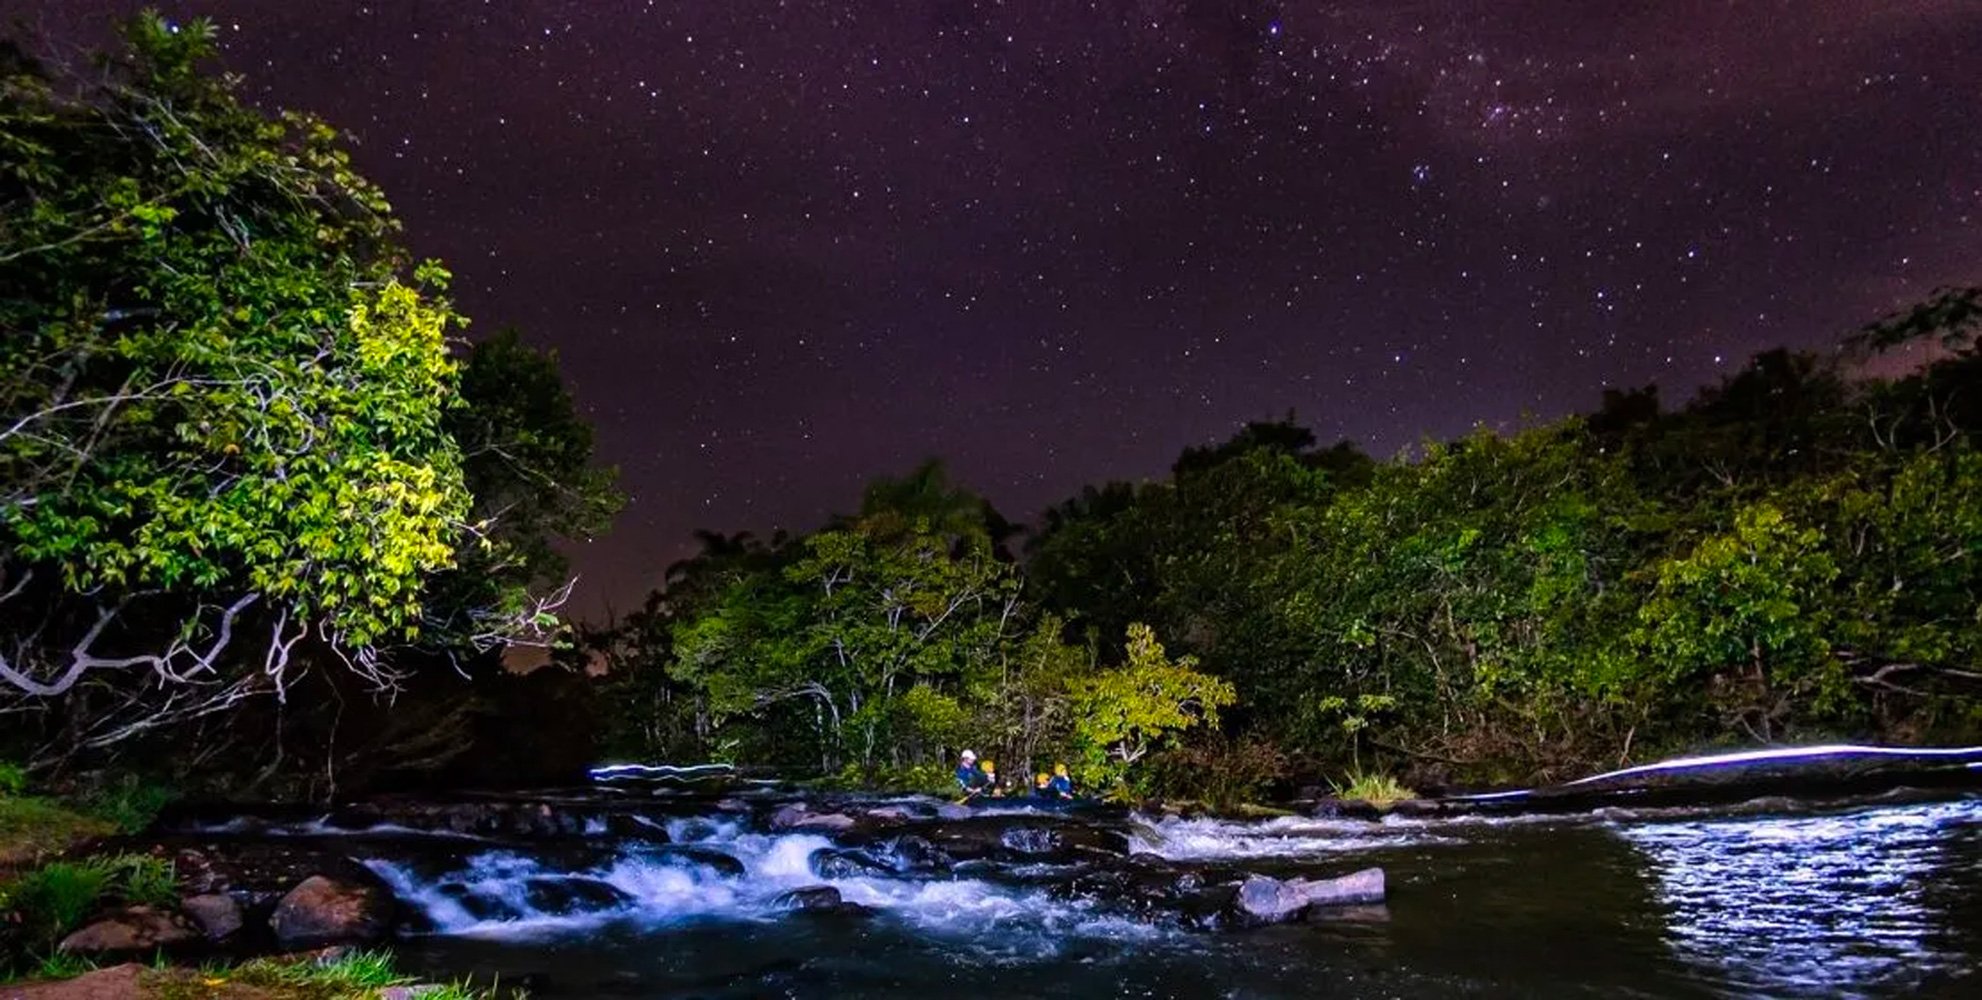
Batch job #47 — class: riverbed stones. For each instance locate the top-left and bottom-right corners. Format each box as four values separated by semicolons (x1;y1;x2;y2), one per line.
809;847;894;879
58;906;201;955
271;874;393;949
768;802;858;832
180;892;244;941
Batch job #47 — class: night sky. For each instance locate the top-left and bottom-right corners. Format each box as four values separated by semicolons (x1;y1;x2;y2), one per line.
18;2;1982;619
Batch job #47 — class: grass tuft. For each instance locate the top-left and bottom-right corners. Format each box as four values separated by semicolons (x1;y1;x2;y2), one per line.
1330;769;1418;807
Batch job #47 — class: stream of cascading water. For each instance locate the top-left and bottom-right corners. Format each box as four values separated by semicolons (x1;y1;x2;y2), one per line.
363;813;1162;949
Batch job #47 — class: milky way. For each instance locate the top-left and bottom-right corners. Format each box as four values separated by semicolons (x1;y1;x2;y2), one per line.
18;1;1982;617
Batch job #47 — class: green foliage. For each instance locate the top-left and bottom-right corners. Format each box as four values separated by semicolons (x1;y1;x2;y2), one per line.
0;761;24;797
0;13;613;771
31;950;96;981
79;775;178;835
0;851;177;962
1;860;110;950
1330;770;1417;808
1146;733;1288;809
1069;624;1236;790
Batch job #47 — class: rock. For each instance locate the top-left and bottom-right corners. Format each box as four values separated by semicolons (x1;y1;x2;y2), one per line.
809;847;893;879
604;813;672;842
437;883;522;924
1387;798;1447;818
180;893;243;941
522;877;633;916
1233;868;1386;926
58;906;201;955
651;845;747;878
769;802;857;832
1310;797;1382;821
772;885;844;910
271;874;393;949
935;803;973;820
1000;826;1063;855
876;834;954;873
772;884;876;919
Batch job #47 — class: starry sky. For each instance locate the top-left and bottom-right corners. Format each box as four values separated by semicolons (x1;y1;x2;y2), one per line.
18;1;1982;619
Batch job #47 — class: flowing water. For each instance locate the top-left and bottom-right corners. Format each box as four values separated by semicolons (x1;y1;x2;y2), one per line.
257;792;1982;999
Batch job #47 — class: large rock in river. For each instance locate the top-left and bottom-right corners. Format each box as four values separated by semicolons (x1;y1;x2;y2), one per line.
58;906;201;955
1233;867;1386;925
271;874;393;949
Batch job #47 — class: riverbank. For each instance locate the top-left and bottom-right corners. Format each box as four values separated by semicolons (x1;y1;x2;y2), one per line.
0;949;495;999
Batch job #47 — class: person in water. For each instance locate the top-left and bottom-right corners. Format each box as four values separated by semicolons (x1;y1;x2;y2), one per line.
955;749;983;796
1046;763;1074;799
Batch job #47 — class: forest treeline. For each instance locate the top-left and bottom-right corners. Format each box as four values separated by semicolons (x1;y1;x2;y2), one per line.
598;306;1982;794
4;16;1979;802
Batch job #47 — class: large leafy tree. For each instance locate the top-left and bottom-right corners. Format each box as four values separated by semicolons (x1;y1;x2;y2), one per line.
0;16;566;759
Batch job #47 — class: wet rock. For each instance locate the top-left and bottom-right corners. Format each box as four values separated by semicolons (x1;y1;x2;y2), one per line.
876;834;954;873
1387;799;1448;818
438;883;523;923
1000;825;1063;855
1310;797;1382;821
523;877;634;916
862;805;920;824
907;816;1130;864
648;845;747;877
769;802;858;833
604;812;672;842
181;893;244;941
773;885;844;910
58;906;201;955
772;885;877;918
272;874;394;949
810;847;893;879
1232;868;1386;926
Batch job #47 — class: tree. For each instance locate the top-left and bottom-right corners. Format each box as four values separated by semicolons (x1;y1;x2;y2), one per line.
0;15;567;760
1069;623;1234;790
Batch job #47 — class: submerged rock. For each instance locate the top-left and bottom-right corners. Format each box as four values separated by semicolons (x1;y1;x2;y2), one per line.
769;802;859;833
809;847;894;879
1232;868;1386;926
272;874;393;949
523;876;634;916
772;884;877;918
59;906;201;955
647;844;747;877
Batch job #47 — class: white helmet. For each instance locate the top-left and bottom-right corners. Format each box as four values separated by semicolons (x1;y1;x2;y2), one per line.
960;749;978;762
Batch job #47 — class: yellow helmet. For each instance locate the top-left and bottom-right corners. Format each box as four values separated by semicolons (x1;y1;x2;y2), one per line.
981;760;996;773
1053;763;1069;777
1035;773;1049;786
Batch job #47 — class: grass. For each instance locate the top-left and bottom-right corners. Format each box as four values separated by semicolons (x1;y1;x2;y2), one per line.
1331;769;1418;808
0;795;116;866
1;852;178;973
151;950;514;999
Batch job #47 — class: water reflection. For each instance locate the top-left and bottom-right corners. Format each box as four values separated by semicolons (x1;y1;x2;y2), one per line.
1617;800;1982;998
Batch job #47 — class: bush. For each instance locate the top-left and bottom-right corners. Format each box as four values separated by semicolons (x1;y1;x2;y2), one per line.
0;852;178;962
0;762;25;797
1147;734;1289;808
1;860;111;952
80;775;177;835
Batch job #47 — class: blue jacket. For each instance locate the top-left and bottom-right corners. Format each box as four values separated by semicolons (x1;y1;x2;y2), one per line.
1046;774;1073;797
956;763;982;790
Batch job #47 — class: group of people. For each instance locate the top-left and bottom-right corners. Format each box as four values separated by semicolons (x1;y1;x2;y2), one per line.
953;749;1075;801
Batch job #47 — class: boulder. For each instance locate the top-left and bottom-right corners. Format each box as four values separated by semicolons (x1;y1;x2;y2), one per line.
772;885;844;910
1233;868;1386;926
651;845;747;878
768;802;858;833
874;834;953;873
58;906;201;955
181;892;244;941
604;813;672;842
772;884;877;918
271;874;393;949
522;877;633;916
809;847;893;879
1309;798;1382;821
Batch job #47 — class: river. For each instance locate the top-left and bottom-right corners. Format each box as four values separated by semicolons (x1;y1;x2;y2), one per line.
223;789;1981;999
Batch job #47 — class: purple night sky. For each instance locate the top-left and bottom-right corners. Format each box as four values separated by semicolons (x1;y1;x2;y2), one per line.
17;1;1982;618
